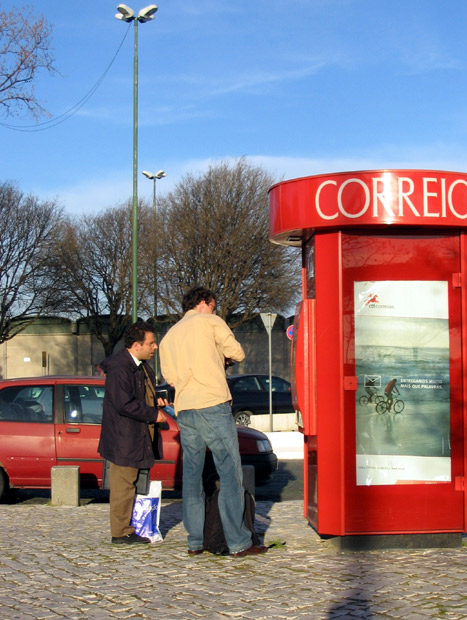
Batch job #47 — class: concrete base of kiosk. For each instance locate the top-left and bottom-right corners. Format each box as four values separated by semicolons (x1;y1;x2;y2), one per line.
322;532;463;552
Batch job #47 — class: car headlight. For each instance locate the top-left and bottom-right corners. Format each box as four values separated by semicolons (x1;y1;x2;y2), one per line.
256;439;272;453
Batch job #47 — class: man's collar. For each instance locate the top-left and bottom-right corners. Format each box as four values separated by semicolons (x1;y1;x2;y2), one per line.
128;351;142;367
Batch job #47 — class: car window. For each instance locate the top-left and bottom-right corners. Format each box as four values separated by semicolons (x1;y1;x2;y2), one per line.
64;385;104;424
0;385;54;423
232;377;262;392
267;377;291;392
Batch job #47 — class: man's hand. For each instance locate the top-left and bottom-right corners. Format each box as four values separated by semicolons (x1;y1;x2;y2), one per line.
156;409;167;423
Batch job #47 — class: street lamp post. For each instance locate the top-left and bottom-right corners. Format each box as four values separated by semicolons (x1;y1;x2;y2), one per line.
142;169;166;220
115;4;158;322
142;169;166;382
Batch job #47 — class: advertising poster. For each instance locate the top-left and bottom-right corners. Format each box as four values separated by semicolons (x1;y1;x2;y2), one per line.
354;281;451;486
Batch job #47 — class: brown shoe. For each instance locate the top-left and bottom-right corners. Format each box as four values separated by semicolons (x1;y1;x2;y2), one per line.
230;545;268;557
187;549;204;556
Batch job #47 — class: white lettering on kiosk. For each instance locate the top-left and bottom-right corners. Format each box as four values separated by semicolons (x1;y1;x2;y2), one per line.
398;177;420;217
441;178;447;217
448;179;467;219
339;178;370;218
315;180;338;220
314;174;467;221
372;177;395;218
423;177;439;217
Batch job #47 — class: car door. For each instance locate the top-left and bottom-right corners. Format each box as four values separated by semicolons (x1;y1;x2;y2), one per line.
267;376;294;413
149;410;182;489
54;381;183;490
0;383;56;487
54;383;105;488
230;376;268;414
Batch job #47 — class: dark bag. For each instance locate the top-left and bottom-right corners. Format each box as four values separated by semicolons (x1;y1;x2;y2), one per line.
101;459;150;495
203;488;261;555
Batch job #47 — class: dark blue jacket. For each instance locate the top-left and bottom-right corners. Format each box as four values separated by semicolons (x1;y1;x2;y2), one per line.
98;348;161;468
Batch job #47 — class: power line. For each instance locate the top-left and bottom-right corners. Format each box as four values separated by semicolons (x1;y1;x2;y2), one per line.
0;24;131;132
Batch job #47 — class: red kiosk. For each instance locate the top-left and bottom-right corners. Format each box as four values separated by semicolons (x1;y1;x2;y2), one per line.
269;170;467;544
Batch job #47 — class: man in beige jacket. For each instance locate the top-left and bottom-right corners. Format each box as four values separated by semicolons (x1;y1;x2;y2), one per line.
159;286;267;557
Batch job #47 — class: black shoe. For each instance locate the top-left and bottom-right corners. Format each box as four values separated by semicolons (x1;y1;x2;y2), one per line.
111;533;151;545
187;549;204;556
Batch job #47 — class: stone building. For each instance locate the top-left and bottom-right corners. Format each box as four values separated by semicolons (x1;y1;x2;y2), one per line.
0;315;293;382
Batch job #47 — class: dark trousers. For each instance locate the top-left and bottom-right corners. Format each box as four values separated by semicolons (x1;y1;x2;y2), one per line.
109;462;139;538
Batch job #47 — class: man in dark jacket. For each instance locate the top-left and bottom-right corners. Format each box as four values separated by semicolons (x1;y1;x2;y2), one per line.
98;321;166;544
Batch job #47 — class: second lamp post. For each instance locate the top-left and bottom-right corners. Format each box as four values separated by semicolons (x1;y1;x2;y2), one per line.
142;168;166;320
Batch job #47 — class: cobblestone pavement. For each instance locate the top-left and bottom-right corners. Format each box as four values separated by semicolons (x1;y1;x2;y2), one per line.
0;499;465;620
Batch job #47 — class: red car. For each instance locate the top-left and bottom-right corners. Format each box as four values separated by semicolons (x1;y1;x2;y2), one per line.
0;376;278;500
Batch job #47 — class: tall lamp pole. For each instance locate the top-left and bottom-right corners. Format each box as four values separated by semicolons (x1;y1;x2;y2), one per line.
115;4;158;322
142;169;166;382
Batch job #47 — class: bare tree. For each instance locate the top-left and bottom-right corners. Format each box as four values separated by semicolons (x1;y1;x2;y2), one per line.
0;182;63;343
48;200;154;357
0;4;56;118
157;159;301;324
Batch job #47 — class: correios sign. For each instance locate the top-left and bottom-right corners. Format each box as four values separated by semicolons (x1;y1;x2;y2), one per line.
269;170;467;245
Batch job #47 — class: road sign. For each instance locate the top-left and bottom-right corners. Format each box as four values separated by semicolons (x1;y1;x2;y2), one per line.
260;312;277;335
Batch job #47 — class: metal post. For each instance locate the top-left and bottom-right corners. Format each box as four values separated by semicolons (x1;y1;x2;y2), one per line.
116;5;159;322
260;312;277;432
153;177;159;381
132;18;139;322
268;323;273;431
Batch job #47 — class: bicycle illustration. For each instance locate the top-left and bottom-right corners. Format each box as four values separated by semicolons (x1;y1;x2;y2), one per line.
376;396;405;414
359;391;384;406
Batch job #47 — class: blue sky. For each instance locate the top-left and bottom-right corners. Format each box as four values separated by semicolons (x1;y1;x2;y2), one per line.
2;0;467;214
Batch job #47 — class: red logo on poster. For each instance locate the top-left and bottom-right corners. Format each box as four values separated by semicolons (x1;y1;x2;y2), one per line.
365;294;379;306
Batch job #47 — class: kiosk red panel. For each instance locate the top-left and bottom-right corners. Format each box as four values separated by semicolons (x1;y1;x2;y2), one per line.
270;170;467;537
341;233;463;534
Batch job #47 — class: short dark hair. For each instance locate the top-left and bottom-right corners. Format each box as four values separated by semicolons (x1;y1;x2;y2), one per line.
124;321;155;348
182;286;216;313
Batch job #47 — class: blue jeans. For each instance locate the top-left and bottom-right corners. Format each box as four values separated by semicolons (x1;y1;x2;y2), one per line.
177;402;252;553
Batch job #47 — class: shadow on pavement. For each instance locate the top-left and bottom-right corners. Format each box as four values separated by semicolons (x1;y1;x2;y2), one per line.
255;460;302;502
327;593;374;619
3;460;302;505
250;459;303;545
2;460;303;545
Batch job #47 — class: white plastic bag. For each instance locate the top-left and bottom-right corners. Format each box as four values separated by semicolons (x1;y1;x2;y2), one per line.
131;480;163;543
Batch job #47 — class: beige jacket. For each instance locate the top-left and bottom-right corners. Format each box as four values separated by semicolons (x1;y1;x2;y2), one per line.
159;310;245;413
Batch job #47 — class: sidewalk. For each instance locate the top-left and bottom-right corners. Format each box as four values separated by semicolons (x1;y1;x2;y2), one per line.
0;498;465;619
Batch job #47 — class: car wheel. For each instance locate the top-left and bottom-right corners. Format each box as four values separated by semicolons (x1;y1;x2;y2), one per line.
234;411;252;426
0;468;9;502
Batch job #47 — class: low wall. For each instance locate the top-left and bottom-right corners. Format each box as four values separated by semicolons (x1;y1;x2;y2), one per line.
264;431;304;459
248;412;298;433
